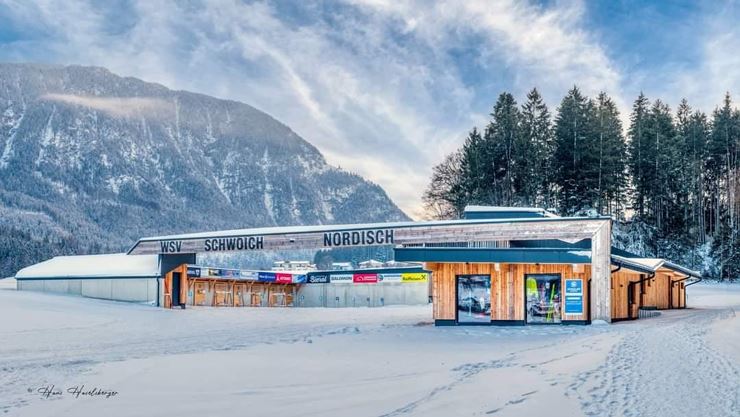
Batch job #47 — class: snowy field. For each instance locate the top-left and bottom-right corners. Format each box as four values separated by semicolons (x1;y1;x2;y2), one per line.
1;280;739;417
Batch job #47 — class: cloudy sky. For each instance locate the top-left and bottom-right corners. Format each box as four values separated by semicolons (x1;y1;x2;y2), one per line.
1;0;739;217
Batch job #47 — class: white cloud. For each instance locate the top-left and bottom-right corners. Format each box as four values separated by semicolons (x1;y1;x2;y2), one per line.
41;94;172;118
2;0;628;217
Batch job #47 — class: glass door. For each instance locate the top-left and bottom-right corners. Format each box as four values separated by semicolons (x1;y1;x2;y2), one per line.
525;274;562;324
456;275;491;324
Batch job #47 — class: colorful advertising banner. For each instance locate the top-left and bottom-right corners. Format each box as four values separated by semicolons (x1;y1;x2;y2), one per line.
292;274;307;284
240;270;258;280
330;274;353;284
275;273;293;284
206;268;221;277
306;274;330;284
401;272;428;283
353;273;378;283
258;272;276;282
222;269;239;278
564;278;583;314
379;273;402;283
186;266;201;277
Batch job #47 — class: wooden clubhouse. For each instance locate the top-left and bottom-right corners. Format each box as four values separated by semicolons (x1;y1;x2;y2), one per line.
122;206;701;325
15;206;700;325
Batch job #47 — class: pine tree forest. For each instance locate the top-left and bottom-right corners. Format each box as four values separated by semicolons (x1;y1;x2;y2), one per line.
423;88;740;280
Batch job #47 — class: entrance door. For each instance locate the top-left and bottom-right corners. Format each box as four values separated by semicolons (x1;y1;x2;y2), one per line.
525;274;562;324
456;275;491;324
172;272;181;306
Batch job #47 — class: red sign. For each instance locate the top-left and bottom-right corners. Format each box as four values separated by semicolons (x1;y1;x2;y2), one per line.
276;273;293;284
353;273;378;283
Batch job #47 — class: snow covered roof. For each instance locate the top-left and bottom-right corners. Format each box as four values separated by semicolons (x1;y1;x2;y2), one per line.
611;255;701;278
15;253;160;279
463;206;560;220
464;206;546;213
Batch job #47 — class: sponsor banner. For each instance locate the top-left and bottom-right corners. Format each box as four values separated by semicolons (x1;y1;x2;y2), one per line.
353;273;378;284
306;274;330;284
401;272;428;283
258;272;276;282
276;273;293;284
240;270;258;280
330;274;353;284
205;268;222;277
293;274;307;284
379;273;402;283
222;269;239;278
186;266;201;278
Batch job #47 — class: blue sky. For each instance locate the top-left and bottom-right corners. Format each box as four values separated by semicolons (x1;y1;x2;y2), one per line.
1;0;738;217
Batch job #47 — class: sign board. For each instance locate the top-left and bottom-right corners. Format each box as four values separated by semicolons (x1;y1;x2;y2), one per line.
306;274;330;284
275;273;293;284
353;273;378;283
240;270;258;280
186;266;201;277
258;272;276;283
222;269;239;278
330;274;353;284
292;274;307;284
564;278;584;314
129;219;607;255
401;272;428;283
379;273;402;283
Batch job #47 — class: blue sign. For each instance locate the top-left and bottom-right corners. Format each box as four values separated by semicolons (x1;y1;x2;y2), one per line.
258;272;276;282
565;295;583;314
564;279;583;314
565;279;582;295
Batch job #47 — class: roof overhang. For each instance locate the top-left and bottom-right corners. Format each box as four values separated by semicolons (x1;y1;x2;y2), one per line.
128;217;611;255
394;247;591;264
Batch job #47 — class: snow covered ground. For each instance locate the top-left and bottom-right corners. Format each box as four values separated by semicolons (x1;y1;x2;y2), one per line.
1;281;739;417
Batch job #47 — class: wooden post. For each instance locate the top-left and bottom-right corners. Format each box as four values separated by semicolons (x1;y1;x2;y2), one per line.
164;272;172;309
179;264;188;307
590;220;612;323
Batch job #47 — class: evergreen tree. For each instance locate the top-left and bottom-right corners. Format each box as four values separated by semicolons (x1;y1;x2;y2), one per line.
628;93;651;217
460;127;488;204
707;93;740;279
482;92;521;205
594;92;628;217
518;88;554;207
675;100;709;249
553;86;594;214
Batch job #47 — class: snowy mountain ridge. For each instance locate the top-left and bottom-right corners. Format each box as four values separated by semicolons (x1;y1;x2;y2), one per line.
0;63;407;276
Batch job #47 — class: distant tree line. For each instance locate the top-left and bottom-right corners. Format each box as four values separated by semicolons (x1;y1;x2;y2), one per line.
424;87;740;279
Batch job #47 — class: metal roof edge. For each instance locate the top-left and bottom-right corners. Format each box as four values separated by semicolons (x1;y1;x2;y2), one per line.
135;216;612;243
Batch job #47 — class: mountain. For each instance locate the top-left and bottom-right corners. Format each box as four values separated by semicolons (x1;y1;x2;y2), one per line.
0;63;408;276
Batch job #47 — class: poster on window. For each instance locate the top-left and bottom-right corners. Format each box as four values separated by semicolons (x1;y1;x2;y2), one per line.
456;275;491;323
525;274;562;324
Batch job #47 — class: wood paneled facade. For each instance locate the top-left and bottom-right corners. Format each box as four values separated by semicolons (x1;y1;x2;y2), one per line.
429;262;689;325
426;262;591;325
164;264;297;308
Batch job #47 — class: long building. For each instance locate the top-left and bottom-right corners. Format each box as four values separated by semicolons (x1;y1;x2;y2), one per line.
14;206;701;325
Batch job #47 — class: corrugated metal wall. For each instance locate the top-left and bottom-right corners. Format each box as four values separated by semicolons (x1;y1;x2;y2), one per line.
17;278;158;303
